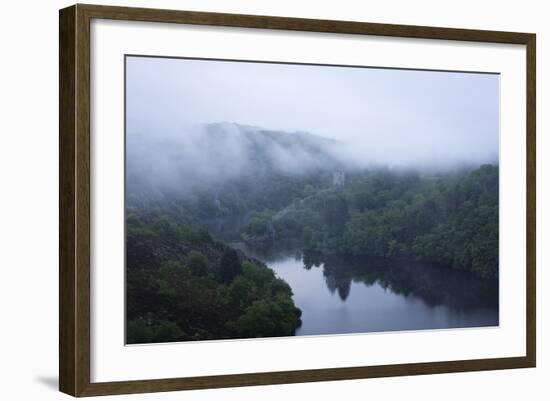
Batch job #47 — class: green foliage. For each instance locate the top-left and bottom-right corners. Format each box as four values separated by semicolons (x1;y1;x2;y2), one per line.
126;214;301;343
126;319;153;344
226;295;302;338
219;248;242;283
241;210;275;240
186;250;208;277
126;319;185;344
126;164;498;344
241;261;275;288
241;164;499;279
228;276;257;309
321;192;349;235
153;321;185;342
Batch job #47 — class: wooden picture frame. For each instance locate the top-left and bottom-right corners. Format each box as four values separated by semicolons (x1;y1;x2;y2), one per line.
59;3;536;397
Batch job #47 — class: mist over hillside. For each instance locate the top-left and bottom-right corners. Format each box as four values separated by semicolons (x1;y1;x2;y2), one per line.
127;56;499;176
126;122;348;196
126;121;497;200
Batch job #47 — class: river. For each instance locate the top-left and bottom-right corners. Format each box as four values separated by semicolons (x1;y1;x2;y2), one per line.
202;216;499;336
231;242;499;335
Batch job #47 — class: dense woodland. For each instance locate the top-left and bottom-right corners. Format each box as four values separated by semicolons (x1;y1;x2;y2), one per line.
241;164;499;279
126;213;302;343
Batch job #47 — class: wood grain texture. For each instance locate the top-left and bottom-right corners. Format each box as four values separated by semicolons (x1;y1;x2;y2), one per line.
59;3;536;397
59;5;76;396
78;3;533;43
75;4;92;396
78;357;533;397
525;35;536;367
59;4;92;396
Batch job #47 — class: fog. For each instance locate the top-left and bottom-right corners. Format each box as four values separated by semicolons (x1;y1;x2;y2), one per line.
126;56;499;191
126;122;349;193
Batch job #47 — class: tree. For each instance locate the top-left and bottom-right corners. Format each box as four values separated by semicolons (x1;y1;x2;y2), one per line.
126;319;153;344
226;296;301;338
152;321;184;342
228;276;256;310
219;248;241;283
186;250;208;276
322;193;349;235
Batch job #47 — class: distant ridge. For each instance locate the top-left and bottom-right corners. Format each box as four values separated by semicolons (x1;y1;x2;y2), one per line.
126;121;346;195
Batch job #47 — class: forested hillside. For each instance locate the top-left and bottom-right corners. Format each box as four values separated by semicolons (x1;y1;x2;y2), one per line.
126;124;499;343
126;213;302;343
241;165;499;279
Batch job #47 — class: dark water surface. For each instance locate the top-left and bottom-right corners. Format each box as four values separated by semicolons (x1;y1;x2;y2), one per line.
203;217;498;335
232;242;499;336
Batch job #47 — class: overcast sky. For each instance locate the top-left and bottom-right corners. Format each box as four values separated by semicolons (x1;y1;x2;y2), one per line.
126;56;499;167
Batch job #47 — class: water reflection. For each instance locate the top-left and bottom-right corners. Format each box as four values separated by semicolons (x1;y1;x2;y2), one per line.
235;241;499;336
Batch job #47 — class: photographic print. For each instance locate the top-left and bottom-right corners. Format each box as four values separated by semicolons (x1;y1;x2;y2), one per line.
125;56;499;344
